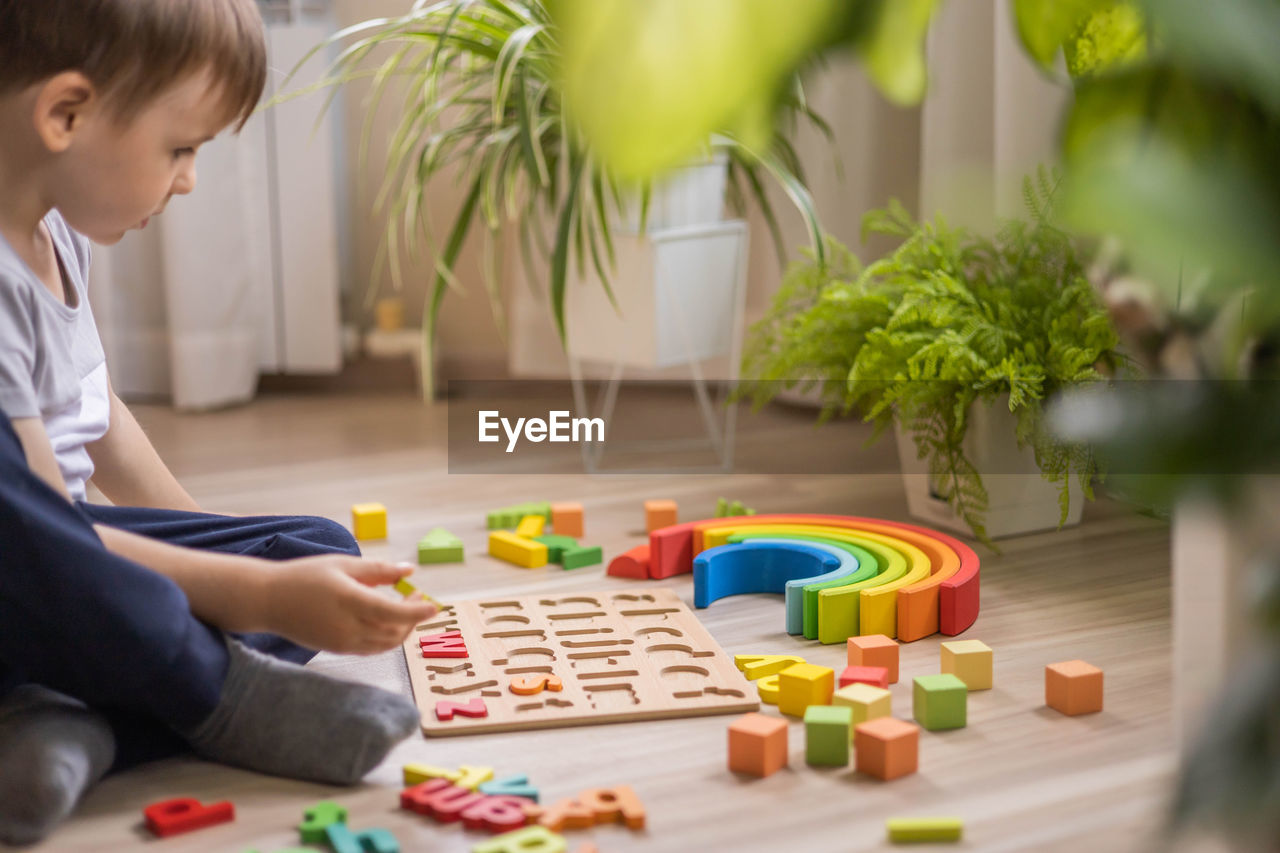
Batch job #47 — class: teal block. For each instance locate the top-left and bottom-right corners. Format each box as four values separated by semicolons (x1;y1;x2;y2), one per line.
326;823;399;853
478;773;540;803
533;534;579;562
561;545;602;570
804;704;852;766
913;673;968;731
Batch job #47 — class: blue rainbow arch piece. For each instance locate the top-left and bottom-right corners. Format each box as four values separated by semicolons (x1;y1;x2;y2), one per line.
693;539;860;634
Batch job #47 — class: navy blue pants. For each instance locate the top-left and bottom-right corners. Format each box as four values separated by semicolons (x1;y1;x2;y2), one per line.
0;416;359;772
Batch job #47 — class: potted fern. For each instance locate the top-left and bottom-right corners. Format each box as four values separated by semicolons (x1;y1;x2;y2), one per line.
289;0;828;397
739;173;1124;543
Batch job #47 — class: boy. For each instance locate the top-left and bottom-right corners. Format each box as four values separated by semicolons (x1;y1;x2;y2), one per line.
0;0;438;843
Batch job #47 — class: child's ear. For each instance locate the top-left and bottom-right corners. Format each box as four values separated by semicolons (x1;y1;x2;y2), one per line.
33;71;96;153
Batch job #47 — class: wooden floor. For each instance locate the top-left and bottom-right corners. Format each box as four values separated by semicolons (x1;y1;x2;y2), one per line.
38;391;1183;852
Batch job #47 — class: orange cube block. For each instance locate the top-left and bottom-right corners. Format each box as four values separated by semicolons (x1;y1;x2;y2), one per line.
1045;660;1103;716
644;500;678;533
854;717;919;781
847;634;900;684
550;502;584;537
727;712;788;777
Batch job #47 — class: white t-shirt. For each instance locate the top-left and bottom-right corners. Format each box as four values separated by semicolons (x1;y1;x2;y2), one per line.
0;210;111;500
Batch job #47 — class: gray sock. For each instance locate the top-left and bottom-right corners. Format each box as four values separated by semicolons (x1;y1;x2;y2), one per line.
180;639;421;785
0;685;116;847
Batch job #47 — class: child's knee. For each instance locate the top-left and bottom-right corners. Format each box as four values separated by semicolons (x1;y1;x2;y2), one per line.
294;516;360;556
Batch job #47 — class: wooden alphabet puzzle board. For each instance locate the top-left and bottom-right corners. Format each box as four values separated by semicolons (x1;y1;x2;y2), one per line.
404;587;758;736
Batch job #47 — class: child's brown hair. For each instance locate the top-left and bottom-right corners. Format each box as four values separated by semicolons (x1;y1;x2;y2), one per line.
0;0;266;130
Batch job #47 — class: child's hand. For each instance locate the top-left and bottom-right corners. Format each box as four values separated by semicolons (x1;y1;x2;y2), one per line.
263;556;438;655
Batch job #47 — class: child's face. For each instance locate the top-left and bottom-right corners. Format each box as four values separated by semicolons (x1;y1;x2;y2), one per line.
51;68;234;245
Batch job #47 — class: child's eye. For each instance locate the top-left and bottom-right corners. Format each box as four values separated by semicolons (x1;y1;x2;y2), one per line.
173;147;195;159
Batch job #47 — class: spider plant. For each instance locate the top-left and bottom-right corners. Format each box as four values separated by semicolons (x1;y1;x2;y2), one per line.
286;0;829;397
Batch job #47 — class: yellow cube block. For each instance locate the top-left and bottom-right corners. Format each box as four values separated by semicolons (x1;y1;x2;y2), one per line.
488;530;548;568
351;503;387;540
777;663;834;717
515;514;546;538
832;682;892;729
940;639;993;691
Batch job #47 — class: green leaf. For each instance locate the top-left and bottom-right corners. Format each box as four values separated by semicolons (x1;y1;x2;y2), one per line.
1013;0;1110;69
550;156;587;344
424;176;483;398
853;0;939;106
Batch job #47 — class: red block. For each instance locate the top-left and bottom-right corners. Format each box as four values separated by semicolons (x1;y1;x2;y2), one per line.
435;697;488;721
143;797;234;837
606;544;652;579
461;795;533;833
839;665;890;689
420;630;468;658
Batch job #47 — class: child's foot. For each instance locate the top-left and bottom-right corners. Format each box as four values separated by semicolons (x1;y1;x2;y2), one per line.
180;639;420;785
0;685;116;846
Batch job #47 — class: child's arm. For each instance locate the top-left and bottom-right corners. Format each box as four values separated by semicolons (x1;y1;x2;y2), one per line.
85;384;201;511
95;525;436;654
9;415;435;654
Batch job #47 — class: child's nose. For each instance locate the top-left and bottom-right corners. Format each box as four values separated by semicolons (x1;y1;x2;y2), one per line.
173;162;197;195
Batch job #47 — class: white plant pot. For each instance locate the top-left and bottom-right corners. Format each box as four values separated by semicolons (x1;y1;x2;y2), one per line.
894;399;1084;539
617;153;729;233
565;221;748;370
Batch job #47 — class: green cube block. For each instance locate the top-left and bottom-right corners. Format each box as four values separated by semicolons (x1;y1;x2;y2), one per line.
533;534;579;562
912;674;967;731
418;528;464;564
804;704;852;766
561;545;602;570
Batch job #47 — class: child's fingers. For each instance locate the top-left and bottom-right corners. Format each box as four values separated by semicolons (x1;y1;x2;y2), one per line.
355;590;436;625
344;559;414;587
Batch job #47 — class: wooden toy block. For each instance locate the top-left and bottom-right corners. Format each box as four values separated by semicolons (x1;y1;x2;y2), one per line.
550;502;584;537
941;639;992;690
912;674;968;731
472;825;568;853
298;801;347;844
777;663;834;717
405;587;756;736
418;528;464;564
456;765;495;790
462;796;532;833
577;785;646;830
847;634;900;683
840;665;890;689
832;683;892;727
715;497;756;517
1045;659;1103;716
420;630;468;658
488;530;548;568
511;674;563;695
325;823;400;853
561;545;603;570
886;817;964;843
479;775;540;804
644;499;678;532
143;797;234;837
727;712;788;777
401;779;485;822
734;654;806;680
394;578;417;597
757;674;781;704
606;543;651;579
804;704;853;766
435;698;489;721
524;798;595;832
516;515;546;538
404;764;462;785
351;503;387;541
533;534;579;563
576;844;599;853
854;717;920;780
